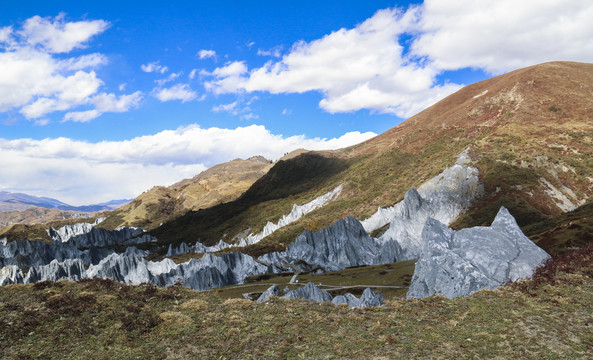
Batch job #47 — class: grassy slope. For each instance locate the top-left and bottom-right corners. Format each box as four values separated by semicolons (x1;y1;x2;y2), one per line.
1;247;591;359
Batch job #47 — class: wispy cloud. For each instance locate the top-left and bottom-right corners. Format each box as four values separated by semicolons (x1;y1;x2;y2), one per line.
257;46;283;58
198;49;216;60
140;61;168;74
154;84;198;102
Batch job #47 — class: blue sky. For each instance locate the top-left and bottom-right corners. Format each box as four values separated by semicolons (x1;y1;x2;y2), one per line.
1;0;592;205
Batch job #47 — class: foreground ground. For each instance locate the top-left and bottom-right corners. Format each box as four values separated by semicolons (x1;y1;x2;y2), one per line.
1;246;592;359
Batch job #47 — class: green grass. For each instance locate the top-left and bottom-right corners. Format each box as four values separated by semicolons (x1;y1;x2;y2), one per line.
1;248;591;359
208;260;416;301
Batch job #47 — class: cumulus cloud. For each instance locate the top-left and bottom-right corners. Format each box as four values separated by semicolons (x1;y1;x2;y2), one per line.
154;84;198;102
202;1;593;118
19;13;109;53
411;0;593;74
0;14;142;121
141;61;168;74
203;8;458;118
0;125;376;204
198;49;216;59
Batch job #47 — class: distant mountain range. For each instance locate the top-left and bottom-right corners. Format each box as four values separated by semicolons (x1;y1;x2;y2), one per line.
0;191;130;213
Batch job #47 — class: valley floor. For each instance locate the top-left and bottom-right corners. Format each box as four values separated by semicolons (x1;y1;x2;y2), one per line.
1;246;592;359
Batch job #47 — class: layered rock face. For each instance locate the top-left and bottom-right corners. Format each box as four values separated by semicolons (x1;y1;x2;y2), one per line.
407;207;550;299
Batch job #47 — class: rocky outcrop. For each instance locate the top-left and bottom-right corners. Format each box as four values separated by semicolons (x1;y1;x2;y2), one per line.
0;265;25;285
256;284;280;303
257;283;385;308
282;282;333;302
259;216;386;272
362;149;484;261
407;207;550;299
332;288;385;308
25;259;86;283
0;239;113;268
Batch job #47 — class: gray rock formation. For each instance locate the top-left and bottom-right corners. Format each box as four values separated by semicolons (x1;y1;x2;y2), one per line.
407;207;550;299
362;148;484;261
257;283;385;308
256;284;280;303
260;216;386;272
332;288;385;308
25;259;86;283
0;239;113;268
0;265;25;285
281;282;333;303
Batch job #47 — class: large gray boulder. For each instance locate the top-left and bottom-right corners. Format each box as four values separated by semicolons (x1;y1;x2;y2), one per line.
407;207;550;299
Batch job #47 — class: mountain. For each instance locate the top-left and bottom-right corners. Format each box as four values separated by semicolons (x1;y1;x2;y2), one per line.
1;61;592;358
98;155;275;230
146;61;593;257
0;191;130;212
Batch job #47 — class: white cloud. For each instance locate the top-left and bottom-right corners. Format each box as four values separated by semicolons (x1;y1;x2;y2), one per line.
198;49;216;59
0;15;141;121
92;91;143;112
202;1;593;118
64;110;101;122
212;96;258;118
189;68;198;79
141;61;168;74
0;125;376;204
281;109;291;115
155;72;181;86
154;84;197;102
61;92;142;123
118;83;127;91
0;26;13;44
19;13;109;53
411;0;593;74
257;46;283;57
241;113;258;120
212;101;239;114
202;8;457;118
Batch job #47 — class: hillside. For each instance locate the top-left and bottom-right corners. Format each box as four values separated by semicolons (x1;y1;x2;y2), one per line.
150;61;593;257
98;156;274;230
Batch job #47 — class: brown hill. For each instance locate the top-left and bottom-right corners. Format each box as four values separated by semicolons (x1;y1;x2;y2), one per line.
99;156;274;230
152;61;593;257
